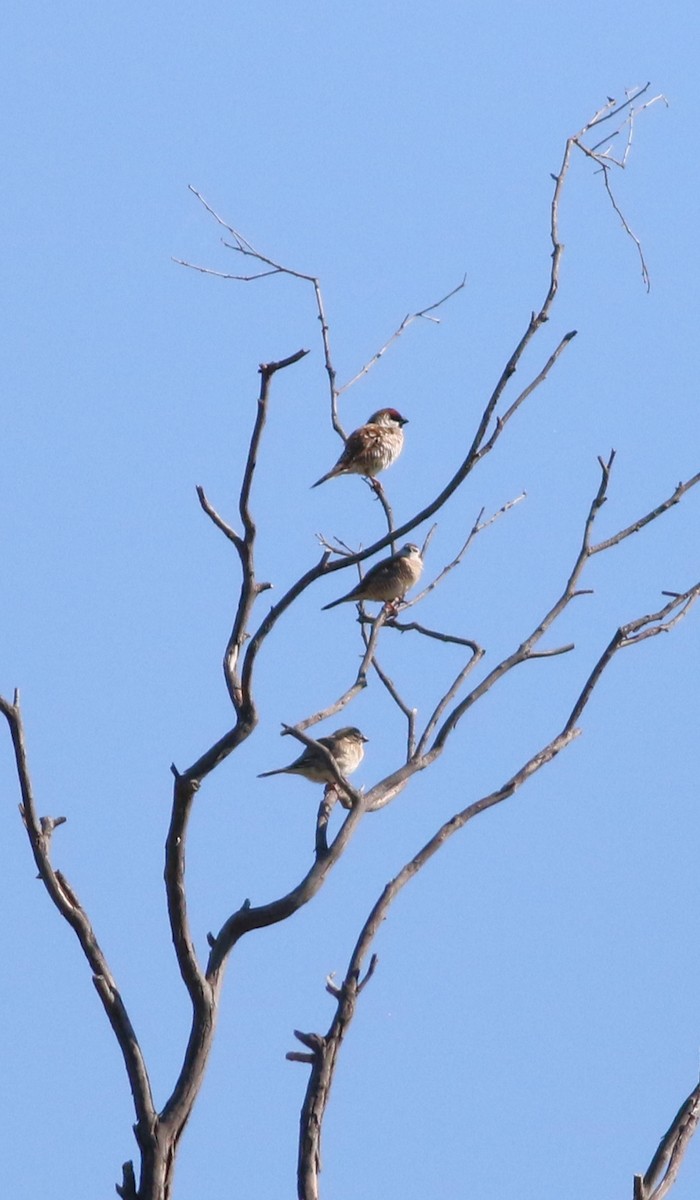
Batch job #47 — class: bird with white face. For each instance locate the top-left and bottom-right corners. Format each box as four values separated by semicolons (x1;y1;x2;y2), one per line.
257;726;368;784
322;543;423;611
311;408;408;488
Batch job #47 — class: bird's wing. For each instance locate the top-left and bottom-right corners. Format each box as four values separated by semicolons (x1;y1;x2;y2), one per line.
360;556;397;588
336;425;375;465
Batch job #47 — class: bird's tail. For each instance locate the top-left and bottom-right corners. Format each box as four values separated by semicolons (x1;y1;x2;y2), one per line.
311;468;337;489
321;595;349;611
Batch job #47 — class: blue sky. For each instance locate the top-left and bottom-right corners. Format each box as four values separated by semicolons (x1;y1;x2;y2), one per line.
2;3;699;1198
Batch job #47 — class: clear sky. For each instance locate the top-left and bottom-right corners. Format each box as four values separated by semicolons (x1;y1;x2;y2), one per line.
2;3;699;1198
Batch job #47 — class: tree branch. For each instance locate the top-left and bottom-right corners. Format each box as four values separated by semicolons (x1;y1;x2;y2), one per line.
205;796;368;978
570;85;668;291
159;349;311;1155
337;275;466;395
293;569;698;1198
591;471;700;555
636;1076;700;1200
0;693;156;1142
293;724;581;1199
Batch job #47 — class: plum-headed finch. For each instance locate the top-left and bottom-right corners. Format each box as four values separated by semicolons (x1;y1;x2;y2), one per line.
312;408;408;488
322;543;423;610
257;726;368;783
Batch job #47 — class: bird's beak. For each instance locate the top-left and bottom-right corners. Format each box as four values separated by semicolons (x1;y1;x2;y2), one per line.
400;417;409;426
361;734;370;742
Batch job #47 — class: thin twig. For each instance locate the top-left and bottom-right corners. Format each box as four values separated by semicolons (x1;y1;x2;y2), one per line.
386;621;482;650
570;85;668;291
363;476;396;549
370;655;418;760
171;258;281;282
337;276;466;395
428;452;615;757
196;486;243;549
416;646;485;756
181;191;464;441
476;333;577;459
183;187;341;426
591;471;700;555
406;494;525;610
295;611;388;731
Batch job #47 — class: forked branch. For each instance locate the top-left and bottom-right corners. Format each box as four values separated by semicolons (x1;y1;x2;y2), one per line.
292;574;700;1199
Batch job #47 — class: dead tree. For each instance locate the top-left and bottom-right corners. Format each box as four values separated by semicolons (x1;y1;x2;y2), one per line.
2;87;697;1200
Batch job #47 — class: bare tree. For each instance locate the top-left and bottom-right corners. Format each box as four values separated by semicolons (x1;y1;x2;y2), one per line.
2;86;697;1200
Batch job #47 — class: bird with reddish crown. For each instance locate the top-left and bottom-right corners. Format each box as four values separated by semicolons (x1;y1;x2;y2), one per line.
257;726;368;783
322;543;423;611
311;408;408;488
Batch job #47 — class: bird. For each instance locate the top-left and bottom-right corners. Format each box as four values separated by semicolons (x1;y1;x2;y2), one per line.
322;543;423;611
257;726;368;783
311;408;408;488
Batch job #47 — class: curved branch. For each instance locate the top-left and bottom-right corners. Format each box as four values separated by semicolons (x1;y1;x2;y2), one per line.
227;349;310;712
205;798;368;978
163;770;210;1007
636;1076;700;1200
0;693;156;1139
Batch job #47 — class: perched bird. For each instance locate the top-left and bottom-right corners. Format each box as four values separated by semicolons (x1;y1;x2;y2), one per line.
257;726;368;783
322;543;423;611
311;408;408;488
